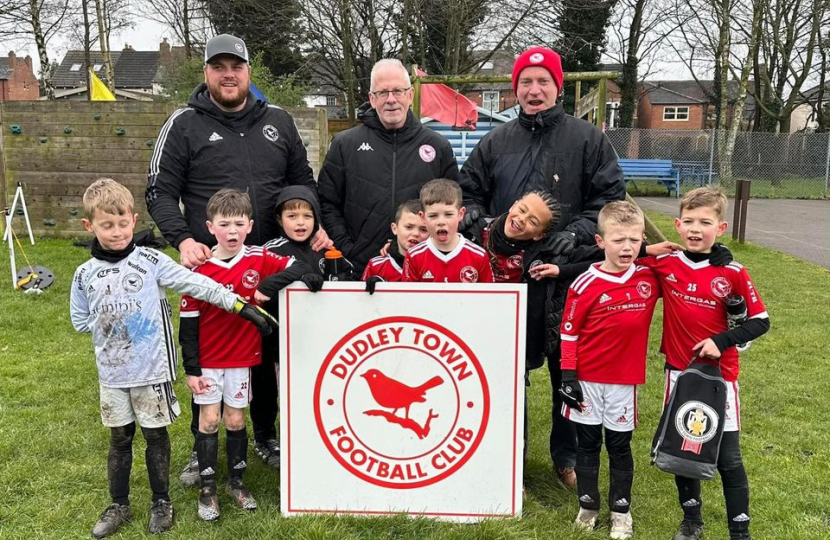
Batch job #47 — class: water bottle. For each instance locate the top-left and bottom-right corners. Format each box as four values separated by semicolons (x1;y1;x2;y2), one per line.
323;248;345;281
725;295;751;351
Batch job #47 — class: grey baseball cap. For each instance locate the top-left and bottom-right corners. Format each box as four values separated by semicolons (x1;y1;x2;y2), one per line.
204;34;249;63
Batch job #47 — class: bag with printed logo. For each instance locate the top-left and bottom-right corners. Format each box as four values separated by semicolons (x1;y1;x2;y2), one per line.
651;361;727;480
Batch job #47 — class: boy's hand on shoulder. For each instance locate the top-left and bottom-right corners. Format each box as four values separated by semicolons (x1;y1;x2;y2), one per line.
692;338;722;359
233;298;279;335
559;369;584;411
379;240;392;257
529;263;560;280
709;242;733;266
645;241;683;256
301;273;325;292
186;375;210;395
254;290;271;304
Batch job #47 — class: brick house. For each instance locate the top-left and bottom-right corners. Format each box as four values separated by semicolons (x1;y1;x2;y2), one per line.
461;49;518;114
637;80;755;130
0;52;39;101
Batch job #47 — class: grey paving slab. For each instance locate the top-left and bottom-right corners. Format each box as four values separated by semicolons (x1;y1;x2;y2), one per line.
635;197;830;269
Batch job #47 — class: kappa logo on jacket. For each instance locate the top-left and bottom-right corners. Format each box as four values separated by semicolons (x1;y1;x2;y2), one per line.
357;142;374;152
208;132;223;142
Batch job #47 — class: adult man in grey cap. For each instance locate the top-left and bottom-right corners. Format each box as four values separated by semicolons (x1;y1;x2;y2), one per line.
146;34;329;489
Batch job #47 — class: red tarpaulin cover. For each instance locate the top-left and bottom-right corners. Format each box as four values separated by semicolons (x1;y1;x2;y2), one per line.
417;68;478;130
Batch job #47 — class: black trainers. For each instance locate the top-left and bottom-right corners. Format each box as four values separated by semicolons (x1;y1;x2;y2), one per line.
226;480;258;511
253;439;280;469
92;503;132;538
673;520;704;540
179;451;200;488
197;486;220;522
148;499;174;534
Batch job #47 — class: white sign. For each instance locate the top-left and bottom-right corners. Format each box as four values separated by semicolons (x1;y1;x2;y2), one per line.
279;282;526;522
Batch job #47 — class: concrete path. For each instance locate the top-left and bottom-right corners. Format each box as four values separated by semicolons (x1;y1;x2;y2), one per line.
635;197;830;269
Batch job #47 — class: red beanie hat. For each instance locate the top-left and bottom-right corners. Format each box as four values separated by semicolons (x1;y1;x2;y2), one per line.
512;47;564;94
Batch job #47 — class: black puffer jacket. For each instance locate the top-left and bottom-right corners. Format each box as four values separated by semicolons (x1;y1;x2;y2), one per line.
318;106;458;272
146;84;315;248
459;102;625;247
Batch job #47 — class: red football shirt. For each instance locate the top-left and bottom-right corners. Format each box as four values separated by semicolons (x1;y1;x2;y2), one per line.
481;227;525;284
560;263;661;385
361;254;403;282
180;246;292;369
402;236;494;283
639;252;768;381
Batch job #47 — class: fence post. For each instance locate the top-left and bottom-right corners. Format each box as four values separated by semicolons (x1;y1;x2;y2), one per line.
0;102;6;209
708;128;715;185
732;179;751;243
824;132;830;197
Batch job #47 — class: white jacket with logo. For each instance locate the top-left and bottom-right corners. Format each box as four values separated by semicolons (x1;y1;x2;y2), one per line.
70;247;237;388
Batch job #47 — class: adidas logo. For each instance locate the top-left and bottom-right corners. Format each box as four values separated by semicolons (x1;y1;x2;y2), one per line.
200;466;215;476
732;513;750;522
235;391;244;399
614;498;629;506
579;495;594;503
422;270;434;280
667;273;678;282
233;460;247;470
682;498;700;507
600;293;612;304
357;142;374;151
208;132;223;142
616;415;627;423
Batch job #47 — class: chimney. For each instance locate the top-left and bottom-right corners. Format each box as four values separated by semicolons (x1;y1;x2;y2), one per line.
159;38;170;55
8;51;15;67
123;43;134;51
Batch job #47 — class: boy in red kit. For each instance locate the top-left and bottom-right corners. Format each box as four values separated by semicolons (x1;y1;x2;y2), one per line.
403;179;494;283
179;189;317;521
638;187;769;540
559;201;660;539
363;199;427;289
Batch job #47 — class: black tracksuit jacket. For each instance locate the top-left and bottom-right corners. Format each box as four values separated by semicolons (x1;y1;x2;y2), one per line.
145;84;316;248
318;106;459;272
459;102;625;247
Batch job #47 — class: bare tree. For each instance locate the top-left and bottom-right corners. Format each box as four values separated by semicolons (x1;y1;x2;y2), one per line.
0;0;74;99
135;0;213;59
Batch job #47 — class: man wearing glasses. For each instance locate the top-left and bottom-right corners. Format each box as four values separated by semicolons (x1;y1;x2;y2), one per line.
319;59;458;273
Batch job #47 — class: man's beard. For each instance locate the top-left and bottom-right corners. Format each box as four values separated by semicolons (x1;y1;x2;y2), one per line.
209;80;249;109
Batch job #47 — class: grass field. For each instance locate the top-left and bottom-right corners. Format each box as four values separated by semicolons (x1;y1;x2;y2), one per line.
626;177;829;200
1;212;829;539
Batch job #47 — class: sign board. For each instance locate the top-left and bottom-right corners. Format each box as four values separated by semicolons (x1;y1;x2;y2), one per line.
279;282;526;522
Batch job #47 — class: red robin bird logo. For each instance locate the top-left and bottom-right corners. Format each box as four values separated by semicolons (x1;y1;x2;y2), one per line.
361;369;443;438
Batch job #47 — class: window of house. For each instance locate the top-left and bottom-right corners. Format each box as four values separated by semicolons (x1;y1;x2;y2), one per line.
70;64;82;72
663;106;690;121
93;64;103;71
326;95;336;107
482;91;499;111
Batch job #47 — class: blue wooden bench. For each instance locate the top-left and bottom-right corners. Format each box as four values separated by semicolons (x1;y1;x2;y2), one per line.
618;159;681;197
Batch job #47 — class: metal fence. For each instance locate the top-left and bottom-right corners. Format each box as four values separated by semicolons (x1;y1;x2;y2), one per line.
605;128;830;199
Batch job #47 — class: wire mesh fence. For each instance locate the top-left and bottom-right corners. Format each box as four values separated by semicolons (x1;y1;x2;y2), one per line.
605;128;830;199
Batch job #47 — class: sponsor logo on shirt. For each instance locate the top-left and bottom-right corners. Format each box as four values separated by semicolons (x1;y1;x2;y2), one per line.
670;289;717;308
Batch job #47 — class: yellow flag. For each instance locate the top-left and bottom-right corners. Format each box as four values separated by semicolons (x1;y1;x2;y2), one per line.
90;69;116;101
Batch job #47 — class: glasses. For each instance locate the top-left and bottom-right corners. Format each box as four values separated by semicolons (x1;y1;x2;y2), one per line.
370;88;411;99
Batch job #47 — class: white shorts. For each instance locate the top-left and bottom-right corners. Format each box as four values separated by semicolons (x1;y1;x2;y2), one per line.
194;367;252;408
562;382;638;432
664;369;740;431
100;382;181;428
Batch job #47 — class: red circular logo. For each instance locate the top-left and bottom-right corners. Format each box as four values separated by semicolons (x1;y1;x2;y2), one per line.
314;317;489;489
636;280;652;299
419;144;436;163
242;269;260;289
710;276;731;298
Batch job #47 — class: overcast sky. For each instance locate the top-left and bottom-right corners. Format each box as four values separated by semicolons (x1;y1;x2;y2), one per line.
7;20;694;83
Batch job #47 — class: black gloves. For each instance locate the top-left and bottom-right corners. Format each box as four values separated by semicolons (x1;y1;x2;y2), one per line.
459;204;486;233
233;298;279;336
301;272;324;292
365;276;384;295
550;231;577;256
709;242;733;266
559;369;584;411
